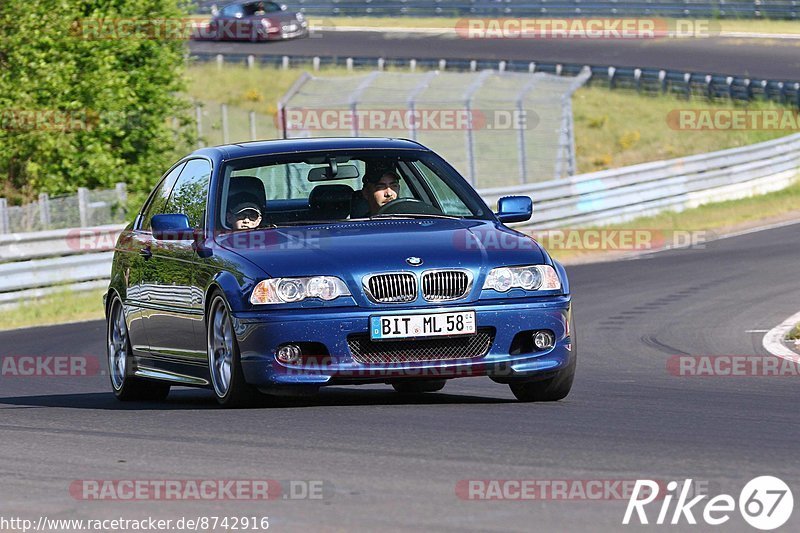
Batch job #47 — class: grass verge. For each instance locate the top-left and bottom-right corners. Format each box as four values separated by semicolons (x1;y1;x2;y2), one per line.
787;324;800;341
0;289;106;332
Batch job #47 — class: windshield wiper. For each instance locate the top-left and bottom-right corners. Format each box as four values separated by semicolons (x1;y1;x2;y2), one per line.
370;213;463;220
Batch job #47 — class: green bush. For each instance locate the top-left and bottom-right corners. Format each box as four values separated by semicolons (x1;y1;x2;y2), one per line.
0;0;195;204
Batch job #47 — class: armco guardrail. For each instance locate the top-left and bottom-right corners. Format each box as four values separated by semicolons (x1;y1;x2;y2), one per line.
190;53;800;106
1;133;798;307
0;225;125;307
193;0;800;19
481;132;800;229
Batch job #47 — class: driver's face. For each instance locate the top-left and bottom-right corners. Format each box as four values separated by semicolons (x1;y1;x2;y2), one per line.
363;173;400;214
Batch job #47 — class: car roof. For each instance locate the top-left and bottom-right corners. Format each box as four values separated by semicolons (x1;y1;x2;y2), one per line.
191;137;430;161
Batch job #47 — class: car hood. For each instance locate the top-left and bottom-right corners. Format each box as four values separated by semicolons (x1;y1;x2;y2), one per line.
216;219;547;284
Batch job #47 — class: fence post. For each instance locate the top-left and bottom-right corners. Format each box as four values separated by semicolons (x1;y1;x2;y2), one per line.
346;57;353;72
38;193;51;228
221;103;230;144
313;56;320;71
409;59;416;72
377;58;385;71
247;55;255;69
78;188;89;227
0;198;8;234
216;54;224;70
249;111;257;140
282;55;289;70
439;59;447;71
195;104;204;148
115;182;128;209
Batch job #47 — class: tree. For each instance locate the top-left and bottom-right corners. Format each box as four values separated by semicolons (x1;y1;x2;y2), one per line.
0;0;195;204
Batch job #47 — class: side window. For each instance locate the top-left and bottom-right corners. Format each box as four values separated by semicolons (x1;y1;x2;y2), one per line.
141;163;185;231
222;5;243;17
163;159;212;229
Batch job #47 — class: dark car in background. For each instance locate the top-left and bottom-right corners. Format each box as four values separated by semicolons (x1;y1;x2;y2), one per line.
196;1;308;41
105;138;576;407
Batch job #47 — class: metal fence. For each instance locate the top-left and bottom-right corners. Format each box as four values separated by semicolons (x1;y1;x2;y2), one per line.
0;184;128;234
193;1;800;19
190;53;800;107
275;68;589;186
2;133;797;307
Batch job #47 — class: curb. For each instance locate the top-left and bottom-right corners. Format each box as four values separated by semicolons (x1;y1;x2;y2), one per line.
762;310;800;363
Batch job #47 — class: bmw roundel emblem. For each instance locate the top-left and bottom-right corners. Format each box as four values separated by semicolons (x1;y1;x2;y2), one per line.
406;257;423;266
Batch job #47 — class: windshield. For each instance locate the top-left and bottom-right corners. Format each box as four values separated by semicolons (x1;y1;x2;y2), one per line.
218;150;490;230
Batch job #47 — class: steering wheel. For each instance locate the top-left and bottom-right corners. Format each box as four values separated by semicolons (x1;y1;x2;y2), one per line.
375;198;445;216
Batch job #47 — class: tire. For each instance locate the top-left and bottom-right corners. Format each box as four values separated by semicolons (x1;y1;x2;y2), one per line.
392;379;447;394
509;356;576;402
107;296;170;401
207;294;262;407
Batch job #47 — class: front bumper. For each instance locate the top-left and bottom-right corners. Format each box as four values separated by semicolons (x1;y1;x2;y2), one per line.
233;296;573;389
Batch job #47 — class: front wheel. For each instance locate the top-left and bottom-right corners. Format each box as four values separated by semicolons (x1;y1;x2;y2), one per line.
207;294;261;407
509;356;575;402
107;297;170;401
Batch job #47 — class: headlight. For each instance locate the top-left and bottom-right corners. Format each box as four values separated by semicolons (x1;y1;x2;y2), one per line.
261;19;272;28
251;276;351;305
483;265;560;292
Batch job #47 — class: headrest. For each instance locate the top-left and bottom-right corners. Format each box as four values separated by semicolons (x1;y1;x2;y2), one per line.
309;184;354;212
228;176;266;210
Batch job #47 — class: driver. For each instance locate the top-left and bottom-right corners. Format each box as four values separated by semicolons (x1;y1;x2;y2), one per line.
361;171;400;215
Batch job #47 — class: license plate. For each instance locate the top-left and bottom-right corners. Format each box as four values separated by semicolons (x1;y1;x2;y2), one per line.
370;311;476;340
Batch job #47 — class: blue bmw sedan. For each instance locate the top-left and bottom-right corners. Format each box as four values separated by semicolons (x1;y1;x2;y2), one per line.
105;138;575;406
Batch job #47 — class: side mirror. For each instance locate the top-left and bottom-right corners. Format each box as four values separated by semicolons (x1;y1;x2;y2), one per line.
280;4;288;10
151;214;193;240
496;196;533;223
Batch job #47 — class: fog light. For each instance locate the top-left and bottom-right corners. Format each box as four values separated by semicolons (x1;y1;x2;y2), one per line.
277;344;302;364
533;330;555;351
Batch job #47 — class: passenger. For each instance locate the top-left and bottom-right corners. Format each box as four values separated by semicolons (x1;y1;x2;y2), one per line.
361;171;401;215
226;192;263;230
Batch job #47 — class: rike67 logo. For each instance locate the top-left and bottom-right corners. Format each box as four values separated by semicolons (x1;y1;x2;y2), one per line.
623;477;793;530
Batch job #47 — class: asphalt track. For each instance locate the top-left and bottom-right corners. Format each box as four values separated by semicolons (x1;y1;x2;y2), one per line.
189;31;800;80
1;222;799;531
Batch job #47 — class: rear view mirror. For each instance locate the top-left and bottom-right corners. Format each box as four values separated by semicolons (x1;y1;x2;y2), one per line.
496;196;533;223
151;214;194;240
308;164;360;182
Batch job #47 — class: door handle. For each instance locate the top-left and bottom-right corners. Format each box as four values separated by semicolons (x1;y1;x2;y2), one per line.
139;247;152;260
